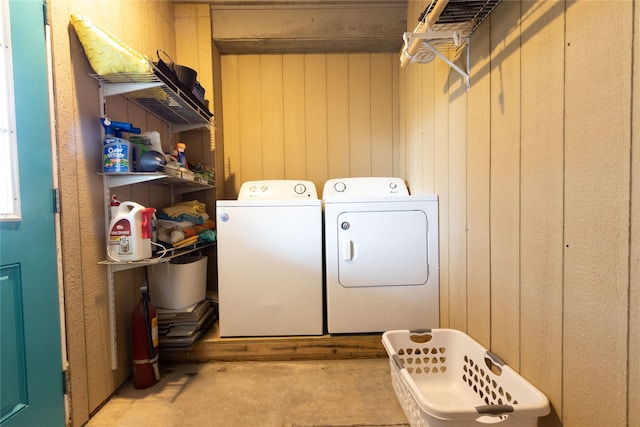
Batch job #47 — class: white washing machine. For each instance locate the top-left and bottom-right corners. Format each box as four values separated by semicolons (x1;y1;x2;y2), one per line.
323;177;439;334
216;180;323;337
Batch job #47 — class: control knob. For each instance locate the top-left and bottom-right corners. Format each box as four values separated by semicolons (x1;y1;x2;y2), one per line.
334;181;346;193
294;183;307;194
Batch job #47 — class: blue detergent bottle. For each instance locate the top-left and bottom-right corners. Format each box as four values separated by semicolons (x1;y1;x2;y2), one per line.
101;118;141;173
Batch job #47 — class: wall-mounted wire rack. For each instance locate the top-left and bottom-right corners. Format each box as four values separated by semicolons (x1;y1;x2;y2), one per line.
401;0;502;90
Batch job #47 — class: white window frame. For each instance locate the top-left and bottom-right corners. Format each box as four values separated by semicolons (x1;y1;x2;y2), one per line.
0;0;21;221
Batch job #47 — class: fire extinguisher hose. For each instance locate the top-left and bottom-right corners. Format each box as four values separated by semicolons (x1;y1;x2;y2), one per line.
142;288;161;381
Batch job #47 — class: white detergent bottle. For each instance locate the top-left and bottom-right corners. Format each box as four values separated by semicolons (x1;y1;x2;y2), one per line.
107;201;155;261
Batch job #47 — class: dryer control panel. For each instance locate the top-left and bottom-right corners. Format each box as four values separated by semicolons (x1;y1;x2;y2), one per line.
322;177;409;199
238;180;318;200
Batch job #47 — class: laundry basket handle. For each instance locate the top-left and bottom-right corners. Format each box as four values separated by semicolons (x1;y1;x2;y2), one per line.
485;350;506;367
475;404;514;416
392;354;404;370
485;350;506;376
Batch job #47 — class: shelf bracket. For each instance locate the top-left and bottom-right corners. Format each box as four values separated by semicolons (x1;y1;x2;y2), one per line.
101;81;164;97
170;122;213;134
402;32;471;91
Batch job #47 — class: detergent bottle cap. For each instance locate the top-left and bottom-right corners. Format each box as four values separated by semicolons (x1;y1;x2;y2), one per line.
110;194;120;207
140;207;155;239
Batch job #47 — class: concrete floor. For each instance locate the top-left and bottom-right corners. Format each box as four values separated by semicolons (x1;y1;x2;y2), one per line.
85;358;410;427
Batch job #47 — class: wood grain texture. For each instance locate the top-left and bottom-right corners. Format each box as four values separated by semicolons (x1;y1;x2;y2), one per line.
488;0;521;369
447;57;468;332
51;1;178;422
211;43;225;200
420;62;435;194
519;2;564;424
370;53;393;177
305;53;329;191
405;61;423;191
220;55;241;196
174;3;217;211
410;0;428;194
564;1;632;426
283;55;307;180
51;2;91;425
161;325;386;362
348;54;372;177
326;54;350;180
219;52;398;190
49;2;640;425
630;2;640;425
403;2;423;191
391;54;403;179
403;0;424;190
238;55;264;182
434;58;450;328
261;54;285;180
465;19;491;350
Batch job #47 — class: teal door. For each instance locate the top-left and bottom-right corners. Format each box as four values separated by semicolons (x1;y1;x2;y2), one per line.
1;1;65;426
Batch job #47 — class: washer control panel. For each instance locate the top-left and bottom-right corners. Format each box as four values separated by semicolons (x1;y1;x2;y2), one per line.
238;180;318;200
322;177;409;199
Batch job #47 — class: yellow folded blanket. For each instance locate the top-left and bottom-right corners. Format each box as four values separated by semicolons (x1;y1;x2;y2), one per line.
162;200;207;218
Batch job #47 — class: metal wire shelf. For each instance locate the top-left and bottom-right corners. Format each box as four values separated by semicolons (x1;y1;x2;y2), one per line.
401;0;502;90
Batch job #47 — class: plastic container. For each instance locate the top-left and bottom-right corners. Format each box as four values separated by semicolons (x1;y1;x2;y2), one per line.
103;137;131;172
130;131;164;171
101;118;140;173
147;255;207;309
107;201;155;262
381;329;550;427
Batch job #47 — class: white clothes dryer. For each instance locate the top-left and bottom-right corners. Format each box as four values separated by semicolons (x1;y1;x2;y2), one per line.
216;180;323;337
323;177;439;333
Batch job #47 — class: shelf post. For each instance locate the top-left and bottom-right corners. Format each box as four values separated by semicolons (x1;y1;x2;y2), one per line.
107;265;118;370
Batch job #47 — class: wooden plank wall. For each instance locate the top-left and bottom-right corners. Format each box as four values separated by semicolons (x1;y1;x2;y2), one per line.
563;1;631;426
219;52;399;198
47;1;639;426
400;1;638;426
631;3;640;426
519;1;564;424
627;4;640;426
48;2;204;425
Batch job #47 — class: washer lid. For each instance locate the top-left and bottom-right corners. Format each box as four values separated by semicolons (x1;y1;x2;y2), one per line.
322;177;409;200
237;180;318;200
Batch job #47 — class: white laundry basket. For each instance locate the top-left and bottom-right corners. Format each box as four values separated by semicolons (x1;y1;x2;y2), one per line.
382;329;550;427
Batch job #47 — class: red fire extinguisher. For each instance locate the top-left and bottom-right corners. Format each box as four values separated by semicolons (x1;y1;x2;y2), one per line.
131;285;160;389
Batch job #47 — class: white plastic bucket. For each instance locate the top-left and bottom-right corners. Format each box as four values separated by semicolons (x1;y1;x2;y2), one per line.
147;255;207;309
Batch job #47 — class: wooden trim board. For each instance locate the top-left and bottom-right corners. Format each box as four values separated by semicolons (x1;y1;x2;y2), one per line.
160;323;386;363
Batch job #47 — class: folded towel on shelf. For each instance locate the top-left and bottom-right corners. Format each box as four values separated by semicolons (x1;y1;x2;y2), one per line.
161;200;207;219
156;212;209;224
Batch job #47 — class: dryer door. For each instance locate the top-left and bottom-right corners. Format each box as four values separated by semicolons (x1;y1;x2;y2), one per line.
337;210;429;287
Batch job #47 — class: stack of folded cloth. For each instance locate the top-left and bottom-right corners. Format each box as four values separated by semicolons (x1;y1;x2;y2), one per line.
156;200;216;248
